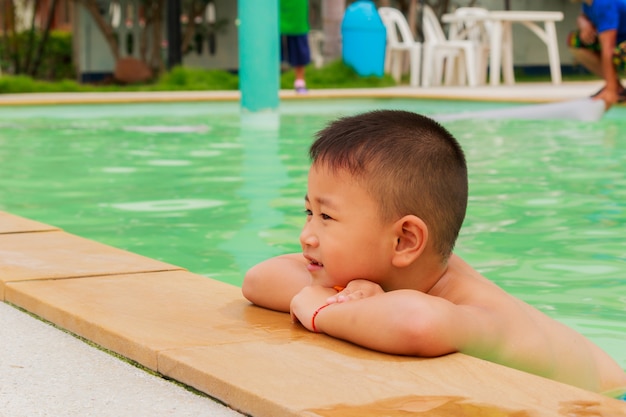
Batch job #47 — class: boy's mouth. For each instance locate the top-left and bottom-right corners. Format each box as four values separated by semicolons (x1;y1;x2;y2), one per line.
304;255;323;269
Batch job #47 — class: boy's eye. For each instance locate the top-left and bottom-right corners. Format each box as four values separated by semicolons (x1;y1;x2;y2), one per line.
304;209;312;216
321;213;332;220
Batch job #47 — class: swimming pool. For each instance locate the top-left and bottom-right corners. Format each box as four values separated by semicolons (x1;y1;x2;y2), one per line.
0;99;624;374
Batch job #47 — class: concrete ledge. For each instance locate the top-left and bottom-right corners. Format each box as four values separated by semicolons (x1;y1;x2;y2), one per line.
0;82;608;107
0;230;182;291
0;212;59;234
2;211;625;417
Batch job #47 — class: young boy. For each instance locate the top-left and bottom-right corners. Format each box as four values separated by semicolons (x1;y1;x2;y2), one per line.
242;110;626;394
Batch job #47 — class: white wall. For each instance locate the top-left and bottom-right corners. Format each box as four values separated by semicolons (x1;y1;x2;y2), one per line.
471;0;580;66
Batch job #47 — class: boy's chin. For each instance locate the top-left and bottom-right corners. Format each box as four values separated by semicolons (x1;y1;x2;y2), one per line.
310;275;335;288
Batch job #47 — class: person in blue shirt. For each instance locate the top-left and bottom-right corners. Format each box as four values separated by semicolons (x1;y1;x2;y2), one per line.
568;0;626;108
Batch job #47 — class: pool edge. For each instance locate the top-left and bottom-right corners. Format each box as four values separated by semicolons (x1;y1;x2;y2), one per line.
2;210;626;417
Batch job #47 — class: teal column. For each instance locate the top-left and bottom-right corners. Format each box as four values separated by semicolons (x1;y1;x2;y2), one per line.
237;0;280;112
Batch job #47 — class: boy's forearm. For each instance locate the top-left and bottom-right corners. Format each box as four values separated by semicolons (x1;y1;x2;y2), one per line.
313;290;460;357
242;253;311;312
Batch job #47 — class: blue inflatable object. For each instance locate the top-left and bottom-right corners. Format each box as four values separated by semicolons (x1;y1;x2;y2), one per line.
341;0;386;77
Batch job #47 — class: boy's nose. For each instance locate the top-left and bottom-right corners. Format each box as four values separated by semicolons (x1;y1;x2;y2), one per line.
299;222;319;248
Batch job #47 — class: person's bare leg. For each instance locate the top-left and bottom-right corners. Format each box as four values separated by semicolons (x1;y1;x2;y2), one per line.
294;66;306;83
570;47;624;95
569;47;603;76
294;66;307;93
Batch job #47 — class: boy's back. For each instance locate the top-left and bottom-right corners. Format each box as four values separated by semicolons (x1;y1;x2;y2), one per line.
435;254;626;393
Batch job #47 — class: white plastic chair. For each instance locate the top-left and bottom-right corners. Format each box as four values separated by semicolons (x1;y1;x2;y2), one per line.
447;7;491;85
421;5;478;87
308;30;325;69
378;7;422;87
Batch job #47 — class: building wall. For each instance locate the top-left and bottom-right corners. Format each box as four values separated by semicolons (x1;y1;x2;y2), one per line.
471;0;580;66
74;2;116;78
74;0;582;81
74;0;239;81
181;0;238;70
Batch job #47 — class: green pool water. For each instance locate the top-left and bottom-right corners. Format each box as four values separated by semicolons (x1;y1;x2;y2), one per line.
0;99;624;372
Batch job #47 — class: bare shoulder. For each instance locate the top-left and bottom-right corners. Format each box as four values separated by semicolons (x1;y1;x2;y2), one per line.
441;254;626;392
434;254;508;305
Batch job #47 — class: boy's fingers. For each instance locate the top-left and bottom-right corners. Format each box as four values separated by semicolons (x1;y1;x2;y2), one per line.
289;309;298;323
326;286;348;304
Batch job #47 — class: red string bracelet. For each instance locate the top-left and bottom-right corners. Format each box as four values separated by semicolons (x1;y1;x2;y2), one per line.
311;303;332;333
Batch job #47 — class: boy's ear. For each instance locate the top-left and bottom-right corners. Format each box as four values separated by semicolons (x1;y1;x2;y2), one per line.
391;215;428;268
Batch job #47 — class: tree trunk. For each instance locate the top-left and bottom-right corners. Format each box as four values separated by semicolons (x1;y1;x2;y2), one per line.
7;0;21;73
1;0;14;72
150;0;165;74
407;0;417;38
321;0;344;60
181;0;204;55
29;0;59;76
23;0;41;73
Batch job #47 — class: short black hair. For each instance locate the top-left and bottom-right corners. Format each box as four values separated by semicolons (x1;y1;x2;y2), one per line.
310;110;468;259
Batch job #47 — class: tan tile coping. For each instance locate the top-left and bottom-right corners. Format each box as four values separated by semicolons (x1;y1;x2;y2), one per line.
1;211;625;417
0;211;59;234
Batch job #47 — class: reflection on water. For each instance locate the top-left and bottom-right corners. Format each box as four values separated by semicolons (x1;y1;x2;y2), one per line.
0;100;624;370
105;199;224;212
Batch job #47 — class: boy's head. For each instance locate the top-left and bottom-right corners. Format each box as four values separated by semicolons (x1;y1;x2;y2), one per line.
309;110;468;259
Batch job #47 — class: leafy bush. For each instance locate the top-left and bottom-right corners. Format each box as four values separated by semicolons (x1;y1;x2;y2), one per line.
153;66;240;90
0;75;79;94
0;31;74;80
281;60;396;89
0;61;399;94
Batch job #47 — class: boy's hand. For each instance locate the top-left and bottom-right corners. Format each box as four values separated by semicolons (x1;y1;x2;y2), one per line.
290;285;337;331
326;279;384;304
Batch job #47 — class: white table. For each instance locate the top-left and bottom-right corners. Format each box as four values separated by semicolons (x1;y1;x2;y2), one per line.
442;10;564;86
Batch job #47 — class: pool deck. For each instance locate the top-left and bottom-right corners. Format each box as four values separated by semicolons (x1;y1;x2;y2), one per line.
0;80;610;106
2;84;626;417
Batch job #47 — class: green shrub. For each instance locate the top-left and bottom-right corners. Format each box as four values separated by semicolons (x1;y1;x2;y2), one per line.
153;66;239;90
0;60;400;94
0;30;74;81
0;75;86;94
281;60;396;89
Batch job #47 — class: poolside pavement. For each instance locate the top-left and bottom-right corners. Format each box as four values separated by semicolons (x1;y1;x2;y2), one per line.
0;80;608;106
2;84;626;417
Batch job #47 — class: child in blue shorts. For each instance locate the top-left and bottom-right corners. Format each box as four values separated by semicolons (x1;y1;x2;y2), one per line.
280;0;311;94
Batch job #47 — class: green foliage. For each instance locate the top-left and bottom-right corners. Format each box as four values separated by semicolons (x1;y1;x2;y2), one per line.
152;66;239;90
43;31;75;80
281;60;396;89
0;67;241;93
0;30;74;80
0;62;399;94
0;75;81;94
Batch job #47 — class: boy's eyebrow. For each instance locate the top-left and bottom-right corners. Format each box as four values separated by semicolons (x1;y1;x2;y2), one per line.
304;194;338;210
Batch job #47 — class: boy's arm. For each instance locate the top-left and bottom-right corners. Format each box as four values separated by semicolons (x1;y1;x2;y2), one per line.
290;285;626;392
242;253;312;312
291;286;496;357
